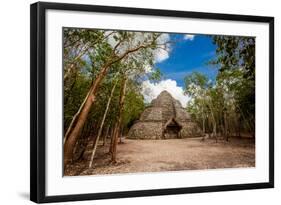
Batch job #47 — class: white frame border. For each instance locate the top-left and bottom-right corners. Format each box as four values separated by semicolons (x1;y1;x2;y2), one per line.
45;9;270;196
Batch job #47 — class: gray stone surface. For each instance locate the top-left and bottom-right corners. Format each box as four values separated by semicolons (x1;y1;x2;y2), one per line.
128;90;203;139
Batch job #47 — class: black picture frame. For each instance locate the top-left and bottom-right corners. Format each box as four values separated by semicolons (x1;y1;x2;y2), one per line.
30;1;274;203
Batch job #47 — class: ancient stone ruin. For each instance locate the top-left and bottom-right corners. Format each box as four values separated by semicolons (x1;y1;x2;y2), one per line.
128;90;203;139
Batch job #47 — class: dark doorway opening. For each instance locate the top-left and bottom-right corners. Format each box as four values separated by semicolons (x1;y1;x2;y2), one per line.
163;118;182;139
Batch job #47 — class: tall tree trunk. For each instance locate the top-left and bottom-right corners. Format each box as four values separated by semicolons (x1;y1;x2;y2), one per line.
72;119;89;161
63;85;93;144
89;80;118;168
111;78;128;163
224;110;229;141
202;116;206;134
109;124;117;154
103;125;110;146
238;116;242;138
64;67;108;167
201;116;206;141
213;123;217;143
119;126;124;144
64;44;152;167
210;109;217;143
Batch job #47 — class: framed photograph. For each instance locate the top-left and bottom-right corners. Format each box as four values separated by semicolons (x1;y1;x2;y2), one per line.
30;1;274;203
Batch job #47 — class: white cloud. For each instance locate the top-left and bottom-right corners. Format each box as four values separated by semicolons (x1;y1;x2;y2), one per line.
184;34;195;41
154;48;169;63
141;79;190;107
153;33;171;63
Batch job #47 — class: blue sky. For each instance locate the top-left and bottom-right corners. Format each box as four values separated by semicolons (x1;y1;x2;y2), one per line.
155;34;218;87
141;33;219;107
83;30;220;107
79;29;220;106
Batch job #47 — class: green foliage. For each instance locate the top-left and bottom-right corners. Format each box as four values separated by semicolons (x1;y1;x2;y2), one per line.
184;72;209;95
185;35;255;138
122;81;145;132
148;68;162;82
212;36;255;80
63;28;167;141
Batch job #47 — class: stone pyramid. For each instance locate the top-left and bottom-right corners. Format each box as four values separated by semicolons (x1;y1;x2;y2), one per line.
128;90;202;139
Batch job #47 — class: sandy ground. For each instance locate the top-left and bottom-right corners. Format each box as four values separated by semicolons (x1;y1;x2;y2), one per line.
65;137;255;176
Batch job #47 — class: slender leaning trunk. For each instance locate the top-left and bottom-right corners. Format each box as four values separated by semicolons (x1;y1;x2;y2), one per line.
63;44;151;167
109;124;117;154
103;125;110;146
63;86;93;144
64;67;107;167
89;80;118;168
111;78;127;163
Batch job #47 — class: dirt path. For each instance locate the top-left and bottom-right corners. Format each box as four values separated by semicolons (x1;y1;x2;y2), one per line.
65;138;255;176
